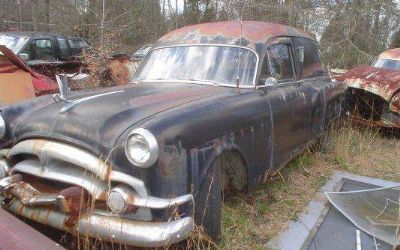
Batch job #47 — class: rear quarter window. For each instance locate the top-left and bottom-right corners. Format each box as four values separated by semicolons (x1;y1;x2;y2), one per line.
68;38;89;55
293;38;326;79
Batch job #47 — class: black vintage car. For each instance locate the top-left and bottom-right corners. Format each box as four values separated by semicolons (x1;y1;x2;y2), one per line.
0;21;344;247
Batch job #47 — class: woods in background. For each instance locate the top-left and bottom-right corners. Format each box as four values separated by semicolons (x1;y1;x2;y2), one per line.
0;0;399;69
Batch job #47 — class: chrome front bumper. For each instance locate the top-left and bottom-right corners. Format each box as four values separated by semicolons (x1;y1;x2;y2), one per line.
0;139;195;247
5;198;194;247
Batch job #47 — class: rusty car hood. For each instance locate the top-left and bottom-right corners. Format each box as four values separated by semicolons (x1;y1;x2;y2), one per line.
3;82;227;156
335;65;400;101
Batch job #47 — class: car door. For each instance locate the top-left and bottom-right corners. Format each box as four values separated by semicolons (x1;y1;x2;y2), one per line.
293;37;330;137
258;37;311;170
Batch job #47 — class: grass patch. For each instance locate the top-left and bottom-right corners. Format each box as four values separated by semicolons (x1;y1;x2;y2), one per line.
219;123;400;249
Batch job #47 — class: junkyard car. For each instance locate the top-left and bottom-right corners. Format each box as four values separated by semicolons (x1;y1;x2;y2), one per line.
0;22;344;247
0;32;89;78
336;48;400;128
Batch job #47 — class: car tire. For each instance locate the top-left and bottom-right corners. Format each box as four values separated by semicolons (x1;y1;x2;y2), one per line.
194;159;222;242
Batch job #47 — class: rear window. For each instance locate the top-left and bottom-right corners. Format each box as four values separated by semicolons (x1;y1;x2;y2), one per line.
68;38;89;49
293;38;326;79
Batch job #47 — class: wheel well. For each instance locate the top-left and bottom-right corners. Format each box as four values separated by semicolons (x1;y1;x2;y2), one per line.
346;88;387;121
217;150;248;194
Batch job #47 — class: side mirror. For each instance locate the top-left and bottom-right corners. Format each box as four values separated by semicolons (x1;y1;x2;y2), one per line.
264;77;277;87
19;53;29;61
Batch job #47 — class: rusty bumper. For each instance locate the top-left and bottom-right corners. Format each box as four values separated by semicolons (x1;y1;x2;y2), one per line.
4;199;194;248
0;175;194;248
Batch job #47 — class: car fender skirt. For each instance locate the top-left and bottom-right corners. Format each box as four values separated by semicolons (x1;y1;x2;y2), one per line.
6;199;195;247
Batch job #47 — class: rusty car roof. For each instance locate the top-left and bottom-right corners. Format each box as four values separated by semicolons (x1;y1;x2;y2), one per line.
154;21;315;53
378;48;400;61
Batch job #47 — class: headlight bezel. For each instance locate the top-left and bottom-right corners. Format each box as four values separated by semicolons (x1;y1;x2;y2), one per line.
124;128;158;168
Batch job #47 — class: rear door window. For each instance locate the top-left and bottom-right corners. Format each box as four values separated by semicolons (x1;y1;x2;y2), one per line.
293;38;326;79
68;38;89;56
263;43;296;82
20;38;55;61
56;37;69;59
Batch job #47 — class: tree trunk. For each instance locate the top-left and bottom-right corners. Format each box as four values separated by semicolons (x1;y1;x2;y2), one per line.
31;0;38;31
44;0;50;32
100;0;106;48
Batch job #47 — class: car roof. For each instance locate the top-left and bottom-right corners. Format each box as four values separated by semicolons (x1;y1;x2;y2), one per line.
0;32;86;40
154;21;315;54
378;48;400;61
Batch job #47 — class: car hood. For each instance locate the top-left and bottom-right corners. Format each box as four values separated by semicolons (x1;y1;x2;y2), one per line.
335;65;400;101
5;82;227;156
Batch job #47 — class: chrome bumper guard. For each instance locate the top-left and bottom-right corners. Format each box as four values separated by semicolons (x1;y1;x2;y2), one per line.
0;139;195;247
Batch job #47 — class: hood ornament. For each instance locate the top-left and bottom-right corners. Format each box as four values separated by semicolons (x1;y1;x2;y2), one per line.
53;75;72;103
53;74;124;114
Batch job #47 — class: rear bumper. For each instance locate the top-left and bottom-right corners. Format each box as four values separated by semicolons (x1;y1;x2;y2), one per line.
5;198;194;248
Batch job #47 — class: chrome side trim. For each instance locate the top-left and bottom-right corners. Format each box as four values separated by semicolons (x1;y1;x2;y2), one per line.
11;160;107;200
8;140;110;180
7;199;195;247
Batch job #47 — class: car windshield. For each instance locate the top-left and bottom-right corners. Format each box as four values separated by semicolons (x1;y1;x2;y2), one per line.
373;58;400;71
133;45;257;86
0;35;29;53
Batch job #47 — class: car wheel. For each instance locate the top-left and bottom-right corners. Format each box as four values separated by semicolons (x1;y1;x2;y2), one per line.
194;159;222;242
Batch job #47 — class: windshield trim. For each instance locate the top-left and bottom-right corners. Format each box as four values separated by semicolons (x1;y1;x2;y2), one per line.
144;43;260;87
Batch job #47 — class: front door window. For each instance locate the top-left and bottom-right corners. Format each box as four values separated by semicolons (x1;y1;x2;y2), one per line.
21;39;55;61
266;43;295;81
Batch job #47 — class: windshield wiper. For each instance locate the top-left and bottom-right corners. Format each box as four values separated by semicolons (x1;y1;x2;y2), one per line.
177;78;219;86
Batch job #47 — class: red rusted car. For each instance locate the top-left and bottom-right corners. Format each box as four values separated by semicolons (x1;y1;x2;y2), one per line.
336;48;400;128
0;45;57;105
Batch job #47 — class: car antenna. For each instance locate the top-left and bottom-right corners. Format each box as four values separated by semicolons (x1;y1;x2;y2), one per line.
236;2;247;90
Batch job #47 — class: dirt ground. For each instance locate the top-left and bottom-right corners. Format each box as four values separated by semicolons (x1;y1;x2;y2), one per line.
218;123;400;249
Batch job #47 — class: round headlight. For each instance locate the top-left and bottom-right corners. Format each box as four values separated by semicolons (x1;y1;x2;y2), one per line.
0;115;5;140
125;128;158;168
